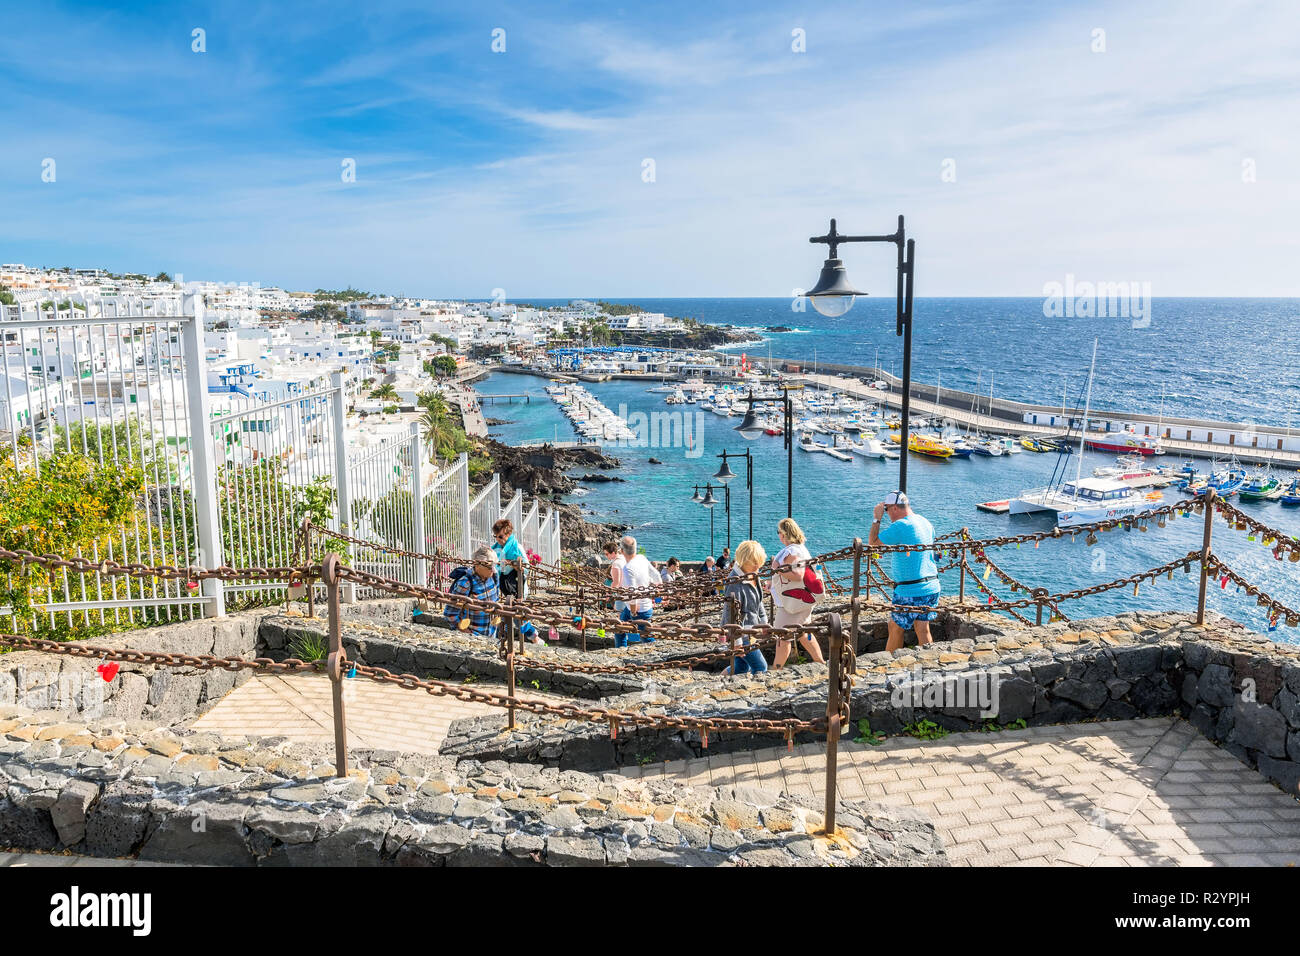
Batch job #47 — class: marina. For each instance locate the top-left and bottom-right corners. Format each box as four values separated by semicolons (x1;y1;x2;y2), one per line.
478;366;1300;634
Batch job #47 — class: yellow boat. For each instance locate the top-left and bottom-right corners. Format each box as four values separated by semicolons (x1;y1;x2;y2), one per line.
1021;437;1048;452
908;434;954;458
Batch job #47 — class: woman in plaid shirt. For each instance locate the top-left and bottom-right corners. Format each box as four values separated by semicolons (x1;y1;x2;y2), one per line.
444;546;502;637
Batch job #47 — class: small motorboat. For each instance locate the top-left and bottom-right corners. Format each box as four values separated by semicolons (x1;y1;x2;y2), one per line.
1280;477;1300;506
851;437;900;460
970;437;1005;457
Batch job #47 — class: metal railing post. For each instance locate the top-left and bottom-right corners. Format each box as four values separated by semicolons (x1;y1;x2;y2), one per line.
322;554;350;777
824;612;844;835
1033;587;1046;626
458;451;472;559
958;555;967;604
305;521;316;619
1197;488;1216;625
850;538;862;652
331;371;356;603
408;423;427;586
578;586;586;651
505;598;517;730
180;295;226;617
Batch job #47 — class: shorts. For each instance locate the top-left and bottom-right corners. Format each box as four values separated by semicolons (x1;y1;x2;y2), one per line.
617;607;654;647
890;590;940;630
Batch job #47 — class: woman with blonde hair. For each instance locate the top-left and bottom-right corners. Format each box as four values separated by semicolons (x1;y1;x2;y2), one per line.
769;517;827;667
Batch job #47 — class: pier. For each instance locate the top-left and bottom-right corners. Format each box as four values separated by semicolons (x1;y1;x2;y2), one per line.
790;371;1300;468
479;392;531;404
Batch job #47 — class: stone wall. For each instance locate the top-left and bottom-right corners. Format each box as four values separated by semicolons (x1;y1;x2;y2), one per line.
0;710;945;866
0;612;264;726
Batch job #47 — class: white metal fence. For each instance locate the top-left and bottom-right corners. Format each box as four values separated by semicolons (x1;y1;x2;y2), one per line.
1;297;562;627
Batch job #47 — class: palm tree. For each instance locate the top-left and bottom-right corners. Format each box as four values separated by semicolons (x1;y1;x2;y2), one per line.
417;391;449;417
370;383;398;402
419;408;455;460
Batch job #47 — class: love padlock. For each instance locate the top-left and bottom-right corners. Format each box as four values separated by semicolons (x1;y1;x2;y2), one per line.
96;661;120;682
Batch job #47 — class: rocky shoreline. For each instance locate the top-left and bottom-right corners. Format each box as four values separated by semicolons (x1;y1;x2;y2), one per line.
475;439;629;553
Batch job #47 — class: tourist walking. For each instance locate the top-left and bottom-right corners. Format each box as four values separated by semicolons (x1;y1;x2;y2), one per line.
604;539;626;615
719;540;769;676
492;518;543;645
443;546;502;637
869;491;941;652
616;535;657;646
769;517;828;668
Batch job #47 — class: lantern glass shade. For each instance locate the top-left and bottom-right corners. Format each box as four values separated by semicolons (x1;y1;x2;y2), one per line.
713;460;737;483
805;258;865;318
690;487;702;502
700;488;717;508
735;407;763;440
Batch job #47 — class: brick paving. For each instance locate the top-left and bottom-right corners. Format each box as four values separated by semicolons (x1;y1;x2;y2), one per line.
626;717;1300;867
192;673;520;754
189;677;1300;865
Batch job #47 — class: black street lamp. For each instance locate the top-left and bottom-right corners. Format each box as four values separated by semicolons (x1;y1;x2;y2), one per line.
804;216;916;492
692;482;730;555
734;388;794;518
713;448;753;542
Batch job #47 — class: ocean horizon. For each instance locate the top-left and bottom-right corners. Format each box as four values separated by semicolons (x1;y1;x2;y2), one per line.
478;296;1300;638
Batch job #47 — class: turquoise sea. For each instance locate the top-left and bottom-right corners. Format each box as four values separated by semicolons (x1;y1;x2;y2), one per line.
481;298;1300;636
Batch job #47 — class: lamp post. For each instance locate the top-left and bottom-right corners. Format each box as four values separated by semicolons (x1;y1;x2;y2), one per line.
734;388;794;518
713;448;752;542
692;483;722;555
804;216;916;492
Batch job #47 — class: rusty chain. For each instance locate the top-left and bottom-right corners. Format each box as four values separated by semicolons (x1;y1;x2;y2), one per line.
1203;556;1300;627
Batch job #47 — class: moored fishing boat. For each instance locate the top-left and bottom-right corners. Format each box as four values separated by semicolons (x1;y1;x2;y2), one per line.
1238;473;1282;501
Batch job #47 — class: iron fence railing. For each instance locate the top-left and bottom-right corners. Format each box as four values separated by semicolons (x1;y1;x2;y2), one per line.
1;297;561;626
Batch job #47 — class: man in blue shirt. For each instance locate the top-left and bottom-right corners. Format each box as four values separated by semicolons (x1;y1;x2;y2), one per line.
869;491;941;652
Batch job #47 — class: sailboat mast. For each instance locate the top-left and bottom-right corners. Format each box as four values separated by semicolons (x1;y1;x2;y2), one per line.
1076;339;1099;489
936;372;942;431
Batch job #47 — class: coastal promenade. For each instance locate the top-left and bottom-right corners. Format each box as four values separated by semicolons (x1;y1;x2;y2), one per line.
792;372;1300;468
445;361;490;438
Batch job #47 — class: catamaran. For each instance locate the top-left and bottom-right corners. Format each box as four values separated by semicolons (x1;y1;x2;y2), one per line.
1008;340;1143;527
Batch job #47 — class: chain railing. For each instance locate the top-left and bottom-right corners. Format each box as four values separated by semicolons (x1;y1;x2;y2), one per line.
8;487;1300;836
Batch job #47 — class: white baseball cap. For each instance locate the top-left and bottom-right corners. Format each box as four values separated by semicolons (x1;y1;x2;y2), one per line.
882;491;909;507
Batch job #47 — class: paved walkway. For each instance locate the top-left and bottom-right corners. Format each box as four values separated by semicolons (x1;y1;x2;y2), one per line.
192;673;536;754
189;678;1300;865
625;717;1300;866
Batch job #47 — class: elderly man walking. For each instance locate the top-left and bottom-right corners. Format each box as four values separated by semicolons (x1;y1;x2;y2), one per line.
869;491;941;652
616;535;657;647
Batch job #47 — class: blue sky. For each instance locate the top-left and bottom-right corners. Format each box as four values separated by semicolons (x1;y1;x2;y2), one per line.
1;0;1297;297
